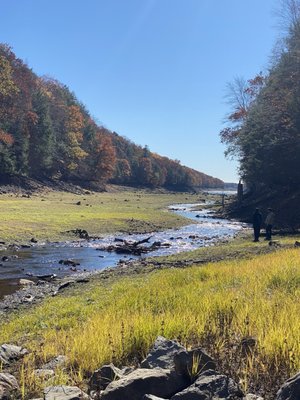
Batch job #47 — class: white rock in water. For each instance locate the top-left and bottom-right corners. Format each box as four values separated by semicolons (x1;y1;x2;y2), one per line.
19;278;35;285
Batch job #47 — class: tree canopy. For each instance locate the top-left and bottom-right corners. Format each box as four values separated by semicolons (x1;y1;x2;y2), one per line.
0;44;222;189
220;0;300;193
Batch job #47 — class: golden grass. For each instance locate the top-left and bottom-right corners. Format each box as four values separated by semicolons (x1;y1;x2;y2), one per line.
1;247;300;397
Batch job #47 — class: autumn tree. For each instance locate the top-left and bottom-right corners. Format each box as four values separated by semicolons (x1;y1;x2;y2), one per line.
220;75;265;159
89;130;116;183
220;0;300;191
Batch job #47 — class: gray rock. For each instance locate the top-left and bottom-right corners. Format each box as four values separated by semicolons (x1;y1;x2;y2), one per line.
171;369;244;399
0;372;19;399
143;395;169;399
101;368;188;400
276;372;300;400
44;385;89;400
34;369;55;379
42;355;67;370
23;294;35;303
89;364;123;392
174;348;216;380
0;343;28;365
141;336;186;369
244;395;264;400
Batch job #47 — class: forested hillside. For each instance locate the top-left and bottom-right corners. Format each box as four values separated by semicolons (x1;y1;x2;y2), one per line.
0;44;222;190
220;1;300;226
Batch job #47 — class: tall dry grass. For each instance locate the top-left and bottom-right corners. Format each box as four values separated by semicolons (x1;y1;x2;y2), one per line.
1;248;300;397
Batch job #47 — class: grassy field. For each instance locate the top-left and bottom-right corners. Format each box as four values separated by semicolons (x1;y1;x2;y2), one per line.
0;187;201;243
1;187;300;398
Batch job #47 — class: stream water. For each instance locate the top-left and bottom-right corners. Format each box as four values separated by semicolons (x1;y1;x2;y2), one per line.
0;197;245;299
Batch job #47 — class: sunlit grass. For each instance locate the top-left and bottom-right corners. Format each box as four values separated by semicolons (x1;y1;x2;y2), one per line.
1;247;300;397
0;189;199;242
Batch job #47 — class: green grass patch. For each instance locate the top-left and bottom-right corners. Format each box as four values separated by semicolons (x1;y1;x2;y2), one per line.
0;188;201;243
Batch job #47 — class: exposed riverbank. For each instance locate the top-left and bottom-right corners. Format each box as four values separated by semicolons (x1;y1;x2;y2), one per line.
0;186;204;244
0;192;244;309
0;187;297;313
0;199;243;293
1;187;300;399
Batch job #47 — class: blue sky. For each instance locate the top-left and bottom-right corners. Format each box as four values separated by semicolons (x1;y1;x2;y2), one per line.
1;0;279;182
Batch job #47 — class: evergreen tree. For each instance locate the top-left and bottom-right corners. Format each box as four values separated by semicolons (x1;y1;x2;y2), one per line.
29;90;55;176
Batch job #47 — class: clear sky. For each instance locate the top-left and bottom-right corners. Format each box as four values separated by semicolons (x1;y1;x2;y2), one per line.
1;0;279;182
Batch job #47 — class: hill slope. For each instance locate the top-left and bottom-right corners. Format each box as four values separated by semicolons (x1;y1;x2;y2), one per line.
0;44;223;190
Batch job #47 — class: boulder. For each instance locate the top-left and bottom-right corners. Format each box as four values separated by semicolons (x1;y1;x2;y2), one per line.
44;385;89;400
174;348;216;380
19;278;35;286
141;336;186;369
0;343;28;365
89;364;124;392
34;369;55;379
0;373;19;399
42;355;67;370
276;371;300;400
101;368;187;400
171;369;244;399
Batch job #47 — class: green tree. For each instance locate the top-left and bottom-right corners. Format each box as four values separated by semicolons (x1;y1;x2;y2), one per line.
29;90;55;176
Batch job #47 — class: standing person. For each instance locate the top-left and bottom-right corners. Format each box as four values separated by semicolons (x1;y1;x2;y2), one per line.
265;208;275;240
237;180;243;204
252;208;262;242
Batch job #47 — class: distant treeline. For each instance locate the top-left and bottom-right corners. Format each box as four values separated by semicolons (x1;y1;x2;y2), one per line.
0;44;222;190
220;1;300;194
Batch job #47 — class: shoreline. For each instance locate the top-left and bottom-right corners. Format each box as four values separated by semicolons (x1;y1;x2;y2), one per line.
3;225;294;317
0;197;244;312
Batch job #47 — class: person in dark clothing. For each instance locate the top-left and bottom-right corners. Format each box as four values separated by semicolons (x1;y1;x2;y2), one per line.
265;208;275;240
252;208;262;242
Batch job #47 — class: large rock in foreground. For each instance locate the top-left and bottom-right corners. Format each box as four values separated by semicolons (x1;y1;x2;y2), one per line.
141;336;186;369
44;386;89;400
174;348;216;379
276;372;300;400
101;368;187;400
171;369;244;399
89;364;124;392
0;373;19;399
0;344;28;365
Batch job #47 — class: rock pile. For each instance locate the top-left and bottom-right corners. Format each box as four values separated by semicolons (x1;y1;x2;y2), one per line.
1;337;300;399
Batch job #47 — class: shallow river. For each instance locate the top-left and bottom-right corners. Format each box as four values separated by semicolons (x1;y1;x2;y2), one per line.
0;199;245;298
